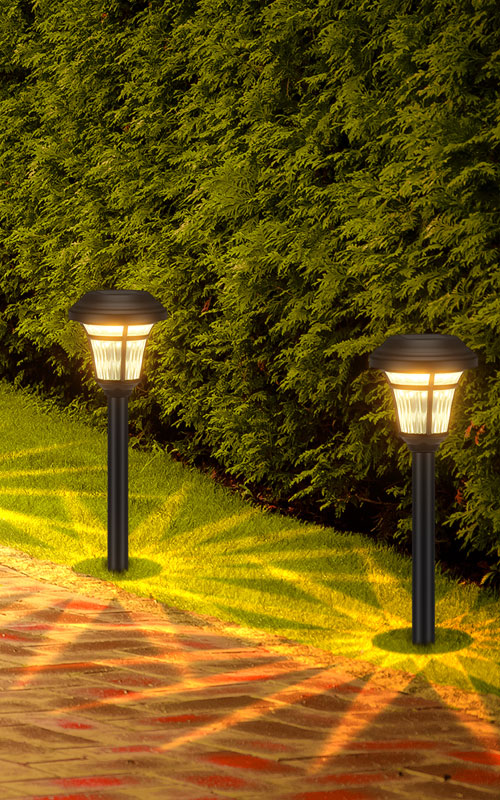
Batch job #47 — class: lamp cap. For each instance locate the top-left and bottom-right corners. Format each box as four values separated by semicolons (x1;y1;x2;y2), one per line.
369;333;478;373
69;289;167;325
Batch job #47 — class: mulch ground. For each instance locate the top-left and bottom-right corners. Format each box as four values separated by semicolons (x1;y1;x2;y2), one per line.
0;542;499;800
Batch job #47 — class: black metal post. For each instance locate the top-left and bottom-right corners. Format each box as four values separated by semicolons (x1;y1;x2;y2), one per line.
412;451;435;644
107;396;129;572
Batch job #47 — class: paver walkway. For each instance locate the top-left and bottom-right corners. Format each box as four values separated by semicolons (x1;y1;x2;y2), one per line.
0;544;499;799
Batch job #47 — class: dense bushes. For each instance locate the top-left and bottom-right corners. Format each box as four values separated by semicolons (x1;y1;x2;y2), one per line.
1;0;500;586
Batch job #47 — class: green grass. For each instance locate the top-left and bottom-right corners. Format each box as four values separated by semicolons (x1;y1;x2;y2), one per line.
0;379;499;699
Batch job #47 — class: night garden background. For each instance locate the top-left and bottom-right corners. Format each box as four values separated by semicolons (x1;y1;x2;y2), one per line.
1;0;499;597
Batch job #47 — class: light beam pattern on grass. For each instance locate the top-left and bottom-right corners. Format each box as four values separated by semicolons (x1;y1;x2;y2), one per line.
1;583;498;789
0;380;498;704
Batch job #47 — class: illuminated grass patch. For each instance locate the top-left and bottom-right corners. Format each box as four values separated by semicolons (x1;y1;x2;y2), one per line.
0;381;498;698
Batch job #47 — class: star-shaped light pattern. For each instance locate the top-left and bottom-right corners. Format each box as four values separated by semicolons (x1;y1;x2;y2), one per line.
0;425;498;783
1;584;499;793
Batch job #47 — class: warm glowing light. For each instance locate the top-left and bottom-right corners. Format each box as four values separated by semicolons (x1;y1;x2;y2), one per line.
432;388;456;434
125;339;148;380
386;372;430;386
385;371;463;435
84;324;124;337
386;371;462;388
434;371;463;386
393;389;427;433
128;324;153;337
82;323;154;381
0;435;494;740
91;339;122;380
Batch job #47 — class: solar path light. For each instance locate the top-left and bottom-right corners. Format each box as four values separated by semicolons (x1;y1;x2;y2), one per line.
369;334;477;645
69;290;167;572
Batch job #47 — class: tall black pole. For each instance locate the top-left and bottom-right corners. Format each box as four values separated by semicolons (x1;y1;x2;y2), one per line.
107;395;129;572
412;451;435;644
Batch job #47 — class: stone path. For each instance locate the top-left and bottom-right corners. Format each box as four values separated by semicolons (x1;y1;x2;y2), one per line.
0;543;499;799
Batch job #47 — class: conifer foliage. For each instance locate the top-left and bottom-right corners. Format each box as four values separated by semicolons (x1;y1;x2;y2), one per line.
1;0;499;584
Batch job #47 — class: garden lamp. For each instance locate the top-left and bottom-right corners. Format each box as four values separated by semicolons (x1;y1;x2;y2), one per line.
69;290;167;572
369;334;477;644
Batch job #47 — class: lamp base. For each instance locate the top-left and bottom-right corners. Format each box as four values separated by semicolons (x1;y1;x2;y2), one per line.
401;433;446;453
101;384;136;399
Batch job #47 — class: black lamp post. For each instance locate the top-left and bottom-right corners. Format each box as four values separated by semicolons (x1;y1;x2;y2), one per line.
369;334;477;645
68;290;167;573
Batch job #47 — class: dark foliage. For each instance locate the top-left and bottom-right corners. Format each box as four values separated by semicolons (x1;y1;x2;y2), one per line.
1;0;499;589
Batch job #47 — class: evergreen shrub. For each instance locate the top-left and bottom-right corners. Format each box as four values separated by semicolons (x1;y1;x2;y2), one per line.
1;0;499;587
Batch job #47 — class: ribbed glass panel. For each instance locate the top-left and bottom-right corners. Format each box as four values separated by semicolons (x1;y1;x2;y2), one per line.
393;389;428;434
125;339;147;380
90;340;122;380
386;372;429;386
434;371;462;386
128;324;153;337
83;324;123;337
432;389;456;434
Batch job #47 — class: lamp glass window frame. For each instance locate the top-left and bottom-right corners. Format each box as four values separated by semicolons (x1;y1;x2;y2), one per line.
83;323;154;382
384;371;463;436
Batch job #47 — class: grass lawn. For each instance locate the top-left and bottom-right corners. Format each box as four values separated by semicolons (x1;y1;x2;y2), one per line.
0;379;498;699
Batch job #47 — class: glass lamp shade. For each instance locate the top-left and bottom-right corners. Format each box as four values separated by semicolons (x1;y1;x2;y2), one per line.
83;323;154;381
369;334;478;448
384;371;463;435
68;290;167;394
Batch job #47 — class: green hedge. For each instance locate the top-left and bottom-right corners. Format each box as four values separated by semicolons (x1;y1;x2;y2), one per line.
1;0;500;587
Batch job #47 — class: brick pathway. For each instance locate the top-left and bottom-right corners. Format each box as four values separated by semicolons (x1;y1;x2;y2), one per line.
0;544;499;799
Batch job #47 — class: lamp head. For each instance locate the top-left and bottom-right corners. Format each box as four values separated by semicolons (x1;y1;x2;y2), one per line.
369;334;478;452
69;289;167;397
